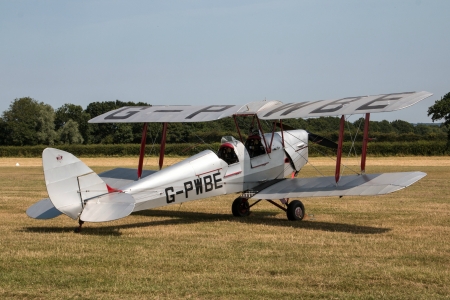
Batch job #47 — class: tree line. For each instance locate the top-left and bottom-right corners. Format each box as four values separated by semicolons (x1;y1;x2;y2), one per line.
0;96;448;147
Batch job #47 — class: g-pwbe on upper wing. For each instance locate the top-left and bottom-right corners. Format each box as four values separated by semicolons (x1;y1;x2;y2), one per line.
88;91;432;124
89;105;240;123
257;91;432;120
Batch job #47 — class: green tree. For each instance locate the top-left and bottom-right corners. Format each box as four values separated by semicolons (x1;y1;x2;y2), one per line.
391;120;415;134
370;120;394;133
36;103;57;145
0;118;9;145
55;103;91;144
414;124;432;135
58;119;84;144
1;97;56;145
113;124;134;144
428;92;450;146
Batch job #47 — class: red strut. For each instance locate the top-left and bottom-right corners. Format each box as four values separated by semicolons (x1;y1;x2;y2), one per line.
255;116;270;153
335;115;345;184
138;122;148;179
233;115;243;143
360;113;370;174
159;122;168;170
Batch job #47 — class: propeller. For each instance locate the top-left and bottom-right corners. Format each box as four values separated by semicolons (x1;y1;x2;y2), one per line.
272;122;338;149
307;132;338;149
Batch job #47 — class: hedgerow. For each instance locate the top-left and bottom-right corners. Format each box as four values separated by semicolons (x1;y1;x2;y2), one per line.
0;141;448;157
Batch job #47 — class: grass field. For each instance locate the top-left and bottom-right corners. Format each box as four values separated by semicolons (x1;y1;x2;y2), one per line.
1;156;449;299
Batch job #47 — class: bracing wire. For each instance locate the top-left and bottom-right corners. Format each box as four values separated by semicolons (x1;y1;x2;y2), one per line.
338;115;364;177
346;115;363;158
340;115;366;177
183;122;218;153
283;126;361;178
144;124;160;168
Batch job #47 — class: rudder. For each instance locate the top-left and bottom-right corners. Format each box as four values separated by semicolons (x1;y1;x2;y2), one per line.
43;148;109;220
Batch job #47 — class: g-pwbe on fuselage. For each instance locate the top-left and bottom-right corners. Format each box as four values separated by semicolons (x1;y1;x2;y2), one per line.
27;92;432;232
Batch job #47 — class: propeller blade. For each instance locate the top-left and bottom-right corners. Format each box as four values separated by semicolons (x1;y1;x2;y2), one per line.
272;122;295;131
272;122;338;149
308;132;338;149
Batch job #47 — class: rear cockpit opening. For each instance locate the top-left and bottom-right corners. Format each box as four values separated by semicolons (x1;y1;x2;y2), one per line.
245;134;266;158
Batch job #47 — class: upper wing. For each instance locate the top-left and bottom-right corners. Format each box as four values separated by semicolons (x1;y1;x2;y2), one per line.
88;100;283;123
257;91;432;120
88;91;432;123
253;172;426;199
89;105;239;123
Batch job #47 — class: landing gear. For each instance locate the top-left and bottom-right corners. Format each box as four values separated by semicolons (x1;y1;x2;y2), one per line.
231;196;305;221
74;220;84;233
232;197;250;217
286;200;305;221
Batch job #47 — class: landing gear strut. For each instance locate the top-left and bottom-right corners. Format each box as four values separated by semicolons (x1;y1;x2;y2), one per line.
231;197;250;217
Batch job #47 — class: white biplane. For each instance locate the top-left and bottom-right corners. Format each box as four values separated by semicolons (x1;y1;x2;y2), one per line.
27;91;432;232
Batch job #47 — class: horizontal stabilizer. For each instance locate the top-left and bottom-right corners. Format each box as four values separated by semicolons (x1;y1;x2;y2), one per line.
26;198;62;219
99;168;157;189
80;192;135;222
254;172;426;199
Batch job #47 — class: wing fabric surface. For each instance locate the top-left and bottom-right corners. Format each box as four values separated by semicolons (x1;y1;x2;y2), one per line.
99;168;157;189
254;172;426;199
80;192;135;222
26;198;62;219
88;92;432;123
89;105;241;123
257;91;432;119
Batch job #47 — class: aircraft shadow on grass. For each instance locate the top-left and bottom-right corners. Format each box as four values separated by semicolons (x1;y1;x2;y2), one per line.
23;209;390;236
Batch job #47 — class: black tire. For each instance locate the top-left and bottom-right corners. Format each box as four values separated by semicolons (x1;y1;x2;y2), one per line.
286;200;305;221
232;197;250;217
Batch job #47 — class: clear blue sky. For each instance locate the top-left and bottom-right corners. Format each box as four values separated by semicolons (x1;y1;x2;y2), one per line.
1;0;449;123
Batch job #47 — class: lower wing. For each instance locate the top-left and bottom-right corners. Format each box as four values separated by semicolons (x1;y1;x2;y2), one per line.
253;172;426;199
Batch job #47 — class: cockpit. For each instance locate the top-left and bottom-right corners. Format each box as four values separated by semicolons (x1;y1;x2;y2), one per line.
217;136;240;165
244;134;266;158
218;143;239;165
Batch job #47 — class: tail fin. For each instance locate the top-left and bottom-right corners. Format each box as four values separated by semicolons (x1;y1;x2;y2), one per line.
43;148;110;220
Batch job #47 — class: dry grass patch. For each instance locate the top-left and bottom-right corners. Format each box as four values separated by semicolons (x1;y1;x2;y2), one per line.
0;156;449;299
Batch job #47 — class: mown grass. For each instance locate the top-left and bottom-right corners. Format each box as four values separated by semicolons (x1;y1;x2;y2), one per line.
0;157;449;299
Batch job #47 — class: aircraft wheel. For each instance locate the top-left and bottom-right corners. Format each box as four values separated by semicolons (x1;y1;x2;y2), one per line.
286;200;305;221
232;197;250;217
